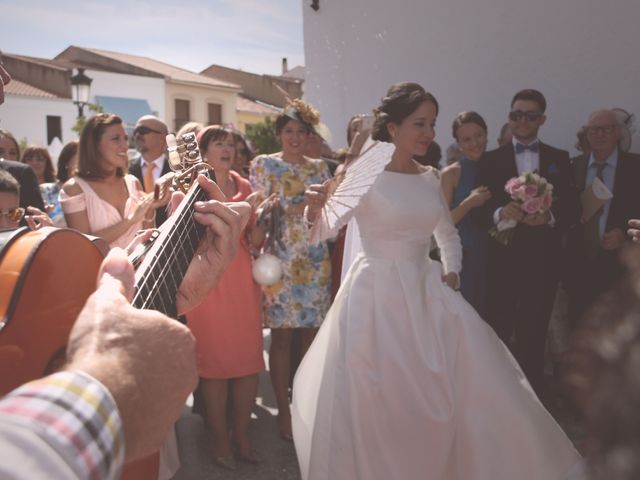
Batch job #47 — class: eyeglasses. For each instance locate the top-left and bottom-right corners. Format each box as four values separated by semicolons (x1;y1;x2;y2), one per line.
586;124;618;136
133;125;163;136
0;207;25;222
509;110;543;122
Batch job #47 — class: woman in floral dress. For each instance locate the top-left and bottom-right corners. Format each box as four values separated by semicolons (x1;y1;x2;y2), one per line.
250;99;332;441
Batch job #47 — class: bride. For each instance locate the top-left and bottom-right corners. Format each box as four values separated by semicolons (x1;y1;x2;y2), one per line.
292;82;583;480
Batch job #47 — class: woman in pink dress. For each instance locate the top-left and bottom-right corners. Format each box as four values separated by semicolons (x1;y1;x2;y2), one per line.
60;113;155;249
186;125;265;470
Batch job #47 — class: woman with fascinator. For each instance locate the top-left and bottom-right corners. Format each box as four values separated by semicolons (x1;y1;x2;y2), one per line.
292;83;583;480
249;99;332;442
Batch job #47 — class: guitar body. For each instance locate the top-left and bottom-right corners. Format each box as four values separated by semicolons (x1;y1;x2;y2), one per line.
0;227;159;479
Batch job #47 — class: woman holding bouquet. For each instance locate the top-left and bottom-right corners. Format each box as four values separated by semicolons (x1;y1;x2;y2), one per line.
293;82;582;480
441;111;492;315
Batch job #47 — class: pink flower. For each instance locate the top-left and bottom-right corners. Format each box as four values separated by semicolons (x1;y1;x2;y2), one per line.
505;178;523;195
524;184;538;198
522;197;543;214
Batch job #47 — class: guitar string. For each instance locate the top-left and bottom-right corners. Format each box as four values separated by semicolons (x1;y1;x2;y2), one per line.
134;185;204;312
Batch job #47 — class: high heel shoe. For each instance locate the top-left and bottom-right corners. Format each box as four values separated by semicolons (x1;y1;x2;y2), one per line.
214;455;237;470
237;448;264;464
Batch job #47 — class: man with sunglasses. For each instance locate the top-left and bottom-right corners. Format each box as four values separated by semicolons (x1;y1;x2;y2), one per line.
476;89;578;403
130;115;172;226
566;110;640;330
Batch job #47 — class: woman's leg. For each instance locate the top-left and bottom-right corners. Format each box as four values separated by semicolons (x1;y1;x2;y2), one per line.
200;378;233;462
230;373;260;459
269;328;294;439
299;327;319;359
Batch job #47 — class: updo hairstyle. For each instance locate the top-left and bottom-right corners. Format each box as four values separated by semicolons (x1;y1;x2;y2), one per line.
371;82;439;143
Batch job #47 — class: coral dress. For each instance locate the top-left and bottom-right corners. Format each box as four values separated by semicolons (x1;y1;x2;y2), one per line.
186;171;264;379
292;168;582;480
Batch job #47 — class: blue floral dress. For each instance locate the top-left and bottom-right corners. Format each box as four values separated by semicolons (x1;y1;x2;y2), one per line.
250;155;332;328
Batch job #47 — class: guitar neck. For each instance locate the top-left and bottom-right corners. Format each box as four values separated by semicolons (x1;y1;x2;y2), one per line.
132;176;207;319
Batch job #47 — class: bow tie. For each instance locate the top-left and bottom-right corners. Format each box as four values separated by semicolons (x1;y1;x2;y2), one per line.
515;142;539;154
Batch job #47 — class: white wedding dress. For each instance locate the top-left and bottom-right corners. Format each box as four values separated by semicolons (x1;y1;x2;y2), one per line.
292;168;582;480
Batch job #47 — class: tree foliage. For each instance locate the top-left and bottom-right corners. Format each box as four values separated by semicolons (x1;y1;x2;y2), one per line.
245;117;280;156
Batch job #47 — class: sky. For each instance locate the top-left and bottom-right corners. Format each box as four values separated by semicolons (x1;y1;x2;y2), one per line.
1;0;305;76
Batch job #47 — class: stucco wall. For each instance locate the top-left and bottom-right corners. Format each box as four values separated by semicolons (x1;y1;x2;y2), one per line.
0;96;77;148
303;0;640;154
165;84;237;131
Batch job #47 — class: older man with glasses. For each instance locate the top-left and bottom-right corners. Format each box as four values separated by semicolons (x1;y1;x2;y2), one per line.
130;115;172;226
475;89;579;404
566;109;640;330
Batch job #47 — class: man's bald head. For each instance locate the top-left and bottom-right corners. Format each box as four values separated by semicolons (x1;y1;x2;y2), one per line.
134;115;168;159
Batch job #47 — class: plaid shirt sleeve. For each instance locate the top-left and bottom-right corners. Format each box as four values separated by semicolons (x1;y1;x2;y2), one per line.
0;370;124;480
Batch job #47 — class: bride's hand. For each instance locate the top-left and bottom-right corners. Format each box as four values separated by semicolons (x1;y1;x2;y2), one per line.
442;272;460;290
305;183;328;222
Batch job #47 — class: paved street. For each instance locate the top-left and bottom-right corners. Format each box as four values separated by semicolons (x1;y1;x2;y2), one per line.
173;330;301;480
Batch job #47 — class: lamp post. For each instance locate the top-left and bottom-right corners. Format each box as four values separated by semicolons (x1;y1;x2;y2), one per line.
70;68;93;118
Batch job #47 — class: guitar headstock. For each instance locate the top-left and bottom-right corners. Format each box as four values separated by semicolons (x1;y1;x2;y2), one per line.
166;132;215;193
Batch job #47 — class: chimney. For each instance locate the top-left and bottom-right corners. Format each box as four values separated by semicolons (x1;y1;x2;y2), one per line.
282;57;288;75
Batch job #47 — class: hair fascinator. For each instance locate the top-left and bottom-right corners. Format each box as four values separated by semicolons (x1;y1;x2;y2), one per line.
276;85;332;143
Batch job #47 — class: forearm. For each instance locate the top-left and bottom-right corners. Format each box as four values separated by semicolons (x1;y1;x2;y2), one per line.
450;198;474;225
93;218;138;244
0;371;124;480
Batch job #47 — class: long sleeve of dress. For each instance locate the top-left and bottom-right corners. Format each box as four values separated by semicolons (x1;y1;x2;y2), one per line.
434;176;463;274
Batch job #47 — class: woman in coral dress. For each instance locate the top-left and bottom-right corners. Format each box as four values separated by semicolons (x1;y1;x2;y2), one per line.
186;125;264;470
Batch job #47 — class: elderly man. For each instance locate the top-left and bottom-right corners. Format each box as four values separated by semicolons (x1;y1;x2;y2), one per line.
130;115;172;226
566;109;640;329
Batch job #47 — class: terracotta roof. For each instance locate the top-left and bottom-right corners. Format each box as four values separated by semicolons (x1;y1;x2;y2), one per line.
237;96;281;115
5;78;59;98
281;66;305;80
80;47;241;90
3;53;71;71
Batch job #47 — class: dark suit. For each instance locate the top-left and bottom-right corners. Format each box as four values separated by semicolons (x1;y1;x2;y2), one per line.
129;155;171;226
476;142;578;397
0;159;45;211
565;150;640;328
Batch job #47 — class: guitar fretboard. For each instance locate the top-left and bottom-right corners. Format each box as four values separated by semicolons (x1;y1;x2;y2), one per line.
131;178;208;319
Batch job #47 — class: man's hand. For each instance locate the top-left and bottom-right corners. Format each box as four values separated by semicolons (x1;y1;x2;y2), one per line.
602;228;626;250
66;248;198;462
174;175;250;314
499;201;525;223
521;210;551;227
628;219;640;243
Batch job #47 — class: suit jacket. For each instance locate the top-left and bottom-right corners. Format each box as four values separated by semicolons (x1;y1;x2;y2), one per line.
0;159;45;211
129;155;171;226
567;150;640;272
476;142;578;243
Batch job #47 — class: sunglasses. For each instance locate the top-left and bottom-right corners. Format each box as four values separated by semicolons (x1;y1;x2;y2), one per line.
133;125;163;136
509;110;543;122
0;207;25;222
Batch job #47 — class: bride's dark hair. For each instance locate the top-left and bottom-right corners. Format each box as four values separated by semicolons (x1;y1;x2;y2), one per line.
371;82;439;143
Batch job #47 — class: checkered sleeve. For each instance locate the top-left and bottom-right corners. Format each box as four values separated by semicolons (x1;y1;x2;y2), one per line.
0;371;124;480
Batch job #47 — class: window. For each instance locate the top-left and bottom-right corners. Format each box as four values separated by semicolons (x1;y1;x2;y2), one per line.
208;103;222;125
46;116;62;145
174;99;190;131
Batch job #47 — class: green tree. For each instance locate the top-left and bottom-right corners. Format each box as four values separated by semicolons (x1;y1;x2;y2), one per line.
245;117;280;155
71;103;105;135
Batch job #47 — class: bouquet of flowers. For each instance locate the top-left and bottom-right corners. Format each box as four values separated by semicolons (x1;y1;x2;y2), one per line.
489;171;553;246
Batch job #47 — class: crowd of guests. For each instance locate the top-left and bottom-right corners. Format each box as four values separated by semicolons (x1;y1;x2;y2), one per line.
1;50;640;480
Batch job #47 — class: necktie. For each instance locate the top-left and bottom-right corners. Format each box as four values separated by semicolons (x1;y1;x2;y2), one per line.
143;162;156;193
585;161;607;259
515;142;539;154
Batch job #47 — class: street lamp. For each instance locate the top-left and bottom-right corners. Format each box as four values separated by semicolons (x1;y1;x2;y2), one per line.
70;68;93;118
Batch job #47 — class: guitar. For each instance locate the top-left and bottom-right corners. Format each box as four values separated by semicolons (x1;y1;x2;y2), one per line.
0;132;215;478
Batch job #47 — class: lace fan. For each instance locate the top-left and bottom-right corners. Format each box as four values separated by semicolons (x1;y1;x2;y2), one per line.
309;140;395;244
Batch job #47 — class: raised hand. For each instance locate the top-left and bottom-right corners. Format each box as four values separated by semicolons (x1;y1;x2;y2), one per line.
499;201;525;223
465;186;492;208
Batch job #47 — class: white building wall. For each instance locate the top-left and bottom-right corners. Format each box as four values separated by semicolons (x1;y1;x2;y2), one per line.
0;96;77;147
303;0;640;154
86;70;166;119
